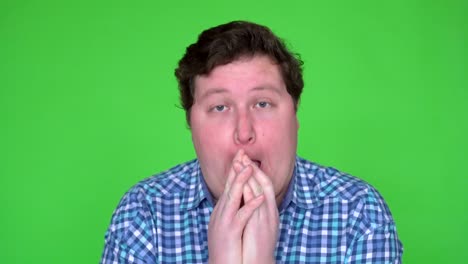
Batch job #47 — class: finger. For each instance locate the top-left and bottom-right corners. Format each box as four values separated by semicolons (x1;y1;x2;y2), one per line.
224;161;244;210
243;182;255;203
223;150;245;204
240;155;277;216
216;151;247;219
224;149;245;192
249;162;274;195
240;155;267;198
233;161;244;174
249;163;279;216
214;168;233;213
240;155;273;198
225;161;244;196
235;194;265;226
246;171;269;221
222;165;253;219
247;175;263;197
241;153;251;167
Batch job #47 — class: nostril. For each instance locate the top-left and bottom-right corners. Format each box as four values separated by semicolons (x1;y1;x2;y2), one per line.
234;128;255;145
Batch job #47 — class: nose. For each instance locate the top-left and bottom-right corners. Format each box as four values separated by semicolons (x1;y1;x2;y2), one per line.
234;111;255;145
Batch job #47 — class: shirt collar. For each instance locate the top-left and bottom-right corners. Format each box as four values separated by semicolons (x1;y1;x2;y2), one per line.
179;160;213;210
280;156;321;212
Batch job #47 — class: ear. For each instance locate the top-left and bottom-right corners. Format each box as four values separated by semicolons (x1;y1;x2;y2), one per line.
295;114;300;130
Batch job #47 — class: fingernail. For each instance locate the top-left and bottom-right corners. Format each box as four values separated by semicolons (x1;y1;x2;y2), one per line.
233;161;243;172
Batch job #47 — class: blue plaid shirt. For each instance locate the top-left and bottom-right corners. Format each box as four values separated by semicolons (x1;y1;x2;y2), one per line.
101;157;403;263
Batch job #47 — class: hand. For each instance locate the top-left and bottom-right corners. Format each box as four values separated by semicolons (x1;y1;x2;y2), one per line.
207;150;265;264
239;155;279;264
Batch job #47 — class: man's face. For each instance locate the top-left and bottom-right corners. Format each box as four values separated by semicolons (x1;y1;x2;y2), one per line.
190;55;299;204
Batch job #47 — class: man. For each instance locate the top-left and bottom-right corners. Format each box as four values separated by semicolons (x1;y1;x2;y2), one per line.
101;21;403;263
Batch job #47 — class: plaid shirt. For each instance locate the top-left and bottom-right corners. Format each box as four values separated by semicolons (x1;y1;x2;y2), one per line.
101;157;403;263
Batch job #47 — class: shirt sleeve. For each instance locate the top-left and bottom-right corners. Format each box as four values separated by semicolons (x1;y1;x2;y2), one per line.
344;185;404;264
345;222;403;263
100;190;157;264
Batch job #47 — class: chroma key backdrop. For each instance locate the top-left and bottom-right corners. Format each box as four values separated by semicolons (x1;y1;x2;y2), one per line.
1;0;467;263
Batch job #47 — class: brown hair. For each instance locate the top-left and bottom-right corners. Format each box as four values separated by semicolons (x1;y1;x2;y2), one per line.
175;21;304;126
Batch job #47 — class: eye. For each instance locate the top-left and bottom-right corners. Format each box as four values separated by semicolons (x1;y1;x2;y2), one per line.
212;105;227;112
256;101;271;108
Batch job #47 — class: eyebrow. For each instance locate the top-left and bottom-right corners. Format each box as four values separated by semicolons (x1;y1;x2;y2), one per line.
197;88;229;101
197;85;282;101
250;86;282;95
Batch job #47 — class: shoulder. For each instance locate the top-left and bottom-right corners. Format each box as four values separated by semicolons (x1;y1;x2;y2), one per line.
124;159;198;201
101;160;200;261
107;159;199;230
101;160;200;262
295;157;394;224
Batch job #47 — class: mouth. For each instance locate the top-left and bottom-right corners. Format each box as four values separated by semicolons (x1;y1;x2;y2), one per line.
252;159;261;168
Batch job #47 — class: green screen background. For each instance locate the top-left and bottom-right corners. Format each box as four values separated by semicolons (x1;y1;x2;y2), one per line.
2;0;467;263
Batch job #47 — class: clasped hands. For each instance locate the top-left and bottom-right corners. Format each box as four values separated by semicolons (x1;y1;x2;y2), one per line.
208;150;279;264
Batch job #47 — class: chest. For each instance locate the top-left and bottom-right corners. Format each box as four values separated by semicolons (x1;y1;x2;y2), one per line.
154;203;352;263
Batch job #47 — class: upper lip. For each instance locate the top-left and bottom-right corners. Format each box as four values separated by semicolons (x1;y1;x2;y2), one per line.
243;151;256;160
244;152;261;167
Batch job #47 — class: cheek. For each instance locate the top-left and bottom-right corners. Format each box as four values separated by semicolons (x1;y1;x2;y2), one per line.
259;117;298;143
192;123;231;157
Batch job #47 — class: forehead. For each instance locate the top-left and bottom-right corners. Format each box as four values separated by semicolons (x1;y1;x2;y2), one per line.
193;55;285;97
